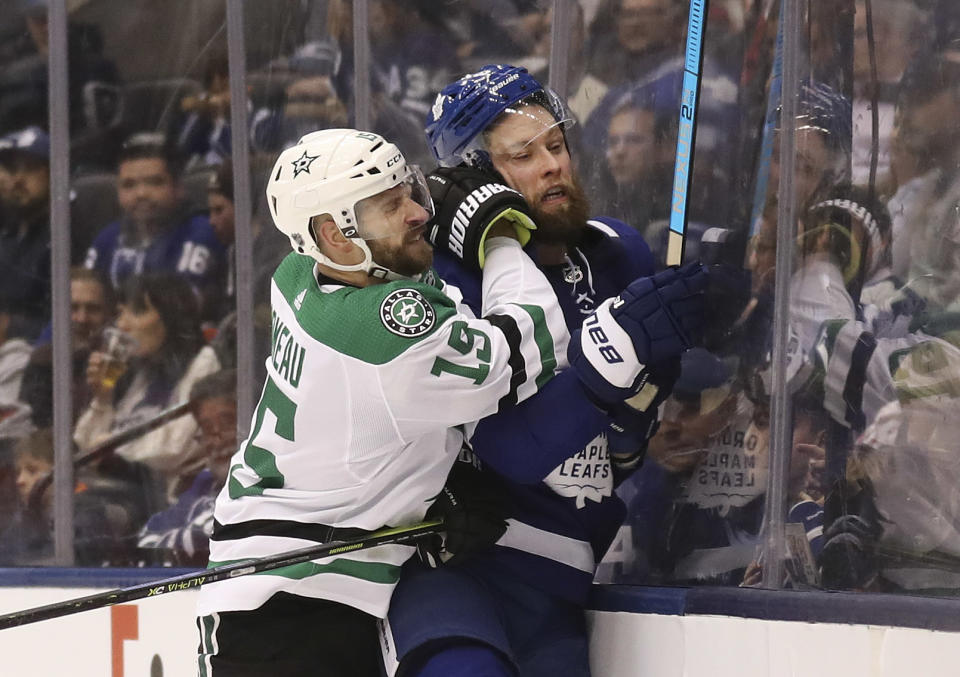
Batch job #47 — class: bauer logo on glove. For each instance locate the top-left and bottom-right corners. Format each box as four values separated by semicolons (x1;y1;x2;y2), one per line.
425;166;537;271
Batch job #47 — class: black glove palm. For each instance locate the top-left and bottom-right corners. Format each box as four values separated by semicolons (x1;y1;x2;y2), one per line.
417;448;511;568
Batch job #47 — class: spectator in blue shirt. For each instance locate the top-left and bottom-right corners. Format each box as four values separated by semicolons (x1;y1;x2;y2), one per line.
83;132;227;319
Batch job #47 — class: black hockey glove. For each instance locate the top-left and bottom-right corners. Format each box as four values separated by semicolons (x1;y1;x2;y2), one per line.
819;477;885;590
416;447;510;568
607;356;680;485
425;166;537;272
569;262;707;406
702;263;753;352
819;514;882;590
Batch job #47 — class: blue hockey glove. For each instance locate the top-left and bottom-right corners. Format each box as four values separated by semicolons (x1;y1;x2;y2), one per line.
568;262;707;406
425;166;537;271
416;447;510;568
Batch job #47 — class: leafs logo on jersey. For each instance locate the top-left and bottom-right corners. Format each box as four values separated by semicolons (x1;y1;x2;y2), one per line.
543;432;613;509
380;289;436;337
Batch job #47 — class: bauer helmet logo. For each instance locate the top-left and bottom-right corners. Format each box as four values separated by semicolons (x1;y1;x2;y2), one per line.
380;289;436;337
291;150;319;177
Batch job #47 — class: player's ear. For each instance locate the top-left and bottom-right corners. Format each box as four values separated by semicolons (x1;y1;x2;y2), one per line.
311;214;344;250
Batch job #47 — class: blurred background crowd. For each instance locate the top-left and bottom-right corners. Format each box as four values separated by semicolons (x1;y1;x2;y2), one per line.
2;0;960;603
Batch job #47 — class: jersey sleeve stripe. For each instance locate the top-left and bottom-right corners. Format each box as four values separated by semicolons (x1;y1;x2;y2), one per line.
517;303;559;388
211;518;370;544
207;557;402;585
484;312;526;410
586;219;620;238
841;330;878;430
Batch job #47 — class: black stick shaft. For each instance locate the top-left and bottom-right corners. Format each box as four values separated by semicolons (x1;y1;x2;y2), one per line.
78;399;194;467
0;520;442;630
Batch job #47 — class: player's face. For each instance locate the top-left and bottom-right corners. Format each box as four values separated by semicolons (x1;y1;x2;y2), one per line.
71;279;110;351
195;395;237;484
489;104;589;245
606;107;656;186
358;182;433;276
117;158;179;229
116;295;167;358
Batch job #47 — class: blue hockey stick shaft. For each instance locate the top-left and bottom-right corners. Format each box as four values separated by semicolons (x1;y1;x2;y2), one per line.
748;1;785;237
667;0;709;266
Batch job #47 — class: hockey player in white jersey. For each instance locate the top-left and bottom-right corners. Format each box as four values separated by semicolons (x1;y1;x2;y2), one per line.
195;128;707;677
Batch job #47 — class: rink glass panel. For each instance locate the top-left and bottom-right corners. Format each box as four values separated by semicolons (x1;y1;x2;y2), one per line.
4;0;958;608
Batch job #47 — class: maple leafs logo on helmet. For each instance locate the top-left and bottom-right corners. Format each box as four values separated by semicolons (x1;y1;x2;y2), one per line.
424;63;572;171
431;93;446;122
379;289;436;337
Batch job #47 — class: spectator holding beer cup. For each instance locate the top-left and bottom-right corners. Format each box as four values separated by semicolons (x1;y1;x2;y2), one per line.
95;326;137;393
74;272;221;498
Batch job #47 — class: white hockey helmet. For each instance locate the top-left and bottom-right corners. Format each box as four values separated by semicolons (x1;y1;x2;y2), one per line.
266;128;434;279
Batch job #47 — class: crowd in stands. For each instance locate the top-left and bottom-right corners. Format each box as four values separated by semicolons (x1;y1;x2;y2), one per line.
0;0;958;603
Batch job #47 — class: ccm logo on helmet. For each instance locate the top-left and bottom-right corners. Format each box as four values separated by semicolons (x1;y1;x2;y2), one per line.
449;184;517;257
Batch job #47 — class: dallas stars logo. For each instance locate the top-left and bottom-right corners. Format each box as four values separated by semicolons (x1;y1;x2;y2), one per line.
291;150;319;178
379;289;436;337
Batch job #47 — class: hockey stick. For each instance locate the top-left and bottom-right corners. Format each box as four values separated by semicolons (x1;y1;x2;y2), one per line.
667;0;709;266
874;544;960;577
0;519;443;630
76;399;195;469
746;0;783;238
28;398;197;503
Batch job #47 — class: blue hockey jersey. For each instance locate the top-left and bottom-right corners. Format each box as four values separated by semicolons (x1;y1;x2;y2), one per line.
433;217;656;604
84;213;227;293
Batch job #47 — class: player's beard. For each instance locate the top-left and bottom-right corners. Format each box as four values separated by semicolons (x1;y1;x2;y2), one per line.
529;174;591;247
367;229;434;278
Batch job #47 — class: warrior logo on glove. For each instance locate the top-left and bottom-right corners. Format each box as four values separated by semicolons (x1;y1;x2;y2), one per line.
425;166;537;271
429;178;519;259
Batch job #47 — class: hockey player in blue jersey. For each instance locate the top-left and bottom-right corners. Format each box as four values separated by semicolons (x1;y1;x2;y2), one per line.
380;64;699;677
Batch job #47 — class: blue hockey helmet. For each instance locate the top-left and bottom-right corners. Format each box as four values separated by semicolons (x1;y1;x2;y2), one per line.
425;63;573;170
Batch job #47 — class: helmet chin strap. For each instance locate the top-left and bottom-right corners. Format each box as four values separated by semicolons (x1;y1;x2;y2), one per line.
315;236;420;282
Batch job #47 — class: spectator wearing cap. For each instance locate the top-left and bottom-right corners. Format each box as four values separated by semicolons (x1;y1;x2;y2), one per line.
0;126;52;341
83;133;228;320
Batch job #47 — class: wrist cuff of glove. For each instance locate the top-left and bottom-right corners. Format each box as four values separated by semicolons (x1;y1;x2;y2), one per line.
477;208;536;268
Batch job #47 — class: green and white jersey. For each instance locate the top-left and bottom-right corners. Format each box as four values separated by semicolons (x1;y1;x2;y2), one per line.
198;237;568;618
